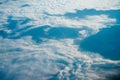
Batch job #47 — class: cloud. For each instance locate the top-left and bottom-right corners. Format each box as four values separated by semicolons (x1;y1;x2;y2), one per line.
0;0;120;80
1;0;120;15
0;14;116;37
0;37;119;80
0;0;117;37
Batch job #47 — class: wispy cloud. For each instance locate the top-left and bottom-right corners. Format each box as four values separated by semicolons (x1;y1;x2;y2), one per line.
0;0;120;80
1;0;120;14
0;0;118;36
0;37;119;80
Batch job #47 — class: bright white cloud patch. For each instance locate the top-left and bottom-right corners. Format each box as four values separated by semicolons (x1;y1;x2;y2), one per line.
0;0;120;15
0;0;118;35
22;15;116;33
0;37;119;80
0;0;120;80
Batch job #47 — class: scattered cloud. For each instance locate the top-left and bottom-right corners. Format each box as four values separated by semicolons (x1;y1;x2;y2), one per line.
0;37;119;80
0;0;117;35
0;0;120;80
1;0;120;15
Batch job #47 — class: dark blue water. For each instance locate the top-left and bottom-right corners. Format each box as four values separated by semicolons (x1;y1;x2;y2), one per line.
80;25;120;60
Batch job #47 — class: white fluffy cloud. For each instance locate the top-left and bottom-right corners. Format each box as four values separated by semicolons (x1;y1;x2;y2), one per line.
0;37;119;80
1;0;120;15
0;1;120;80
0;13;116;36
0;0;118;36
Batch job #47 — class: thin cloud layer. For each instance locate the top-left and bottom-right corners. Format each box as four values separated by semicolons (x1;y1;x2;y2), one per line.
1;0;120;14
0;0;120;80
0;0;118;35
0;37;119;80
